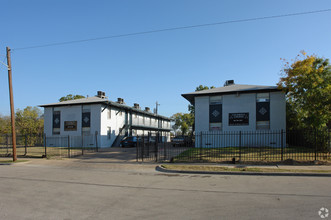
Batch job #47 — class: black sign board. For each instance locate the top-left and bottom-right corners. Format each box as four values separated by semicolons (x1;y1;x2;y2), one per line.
229;113;249;126
53;112;60;128
209;104;222;123
82;112;91;127
256;102;270;121
64;121;77;131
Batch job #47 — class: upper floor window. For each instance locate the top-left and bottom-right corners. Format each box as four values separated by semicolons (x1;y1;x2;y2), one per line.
256;93;270;130
209;96;222;131
52;111;61;135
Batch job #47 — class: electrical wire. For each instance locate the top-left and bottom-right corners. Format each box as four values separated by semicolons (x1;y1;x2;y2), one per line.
12;8;331;51
0;55;8;71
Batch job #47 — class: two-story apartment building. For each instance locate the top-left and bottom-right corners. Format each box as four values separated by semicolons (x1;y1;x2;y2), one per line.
40;91;171;148
182;80;286;147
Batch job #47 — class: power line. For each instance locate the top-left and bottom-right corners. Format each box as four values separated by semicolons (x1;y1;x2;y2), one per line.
12;8;331;51
0;55;8;71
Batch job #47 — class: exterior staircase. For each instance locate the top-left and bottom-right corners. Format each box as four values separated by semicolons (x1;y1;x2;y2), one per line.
111;124;129;147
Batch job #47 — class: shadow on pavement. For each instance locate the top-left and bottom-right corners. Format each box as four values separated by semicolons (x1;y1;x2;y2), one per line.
78;147;138;163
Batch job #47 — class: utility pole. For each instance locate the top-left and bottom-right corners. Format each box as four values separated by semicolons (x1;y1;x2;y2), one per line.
155;101;160;115
6;47;17;162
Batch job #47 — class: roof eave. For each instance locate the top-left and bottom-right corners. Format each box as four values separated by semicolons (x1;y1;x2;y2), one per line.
39;100;171;120
181;88;282;105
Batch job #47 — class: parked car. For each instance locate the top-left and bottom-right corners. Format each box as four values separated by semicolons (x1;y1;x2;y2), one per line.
120;136;139;147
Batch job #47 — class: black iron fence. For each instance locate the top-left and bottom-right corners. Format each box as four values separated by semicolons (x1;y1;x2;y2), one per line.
0;134;99;158
137;129;330;163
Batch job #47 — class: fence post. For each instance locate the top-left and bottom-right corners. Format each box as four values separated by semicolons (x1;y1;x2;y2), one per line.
81;135;84;156
6;134;9;155
44;133;47;158
68;135;70;158
24;134;28;156
239;131;242;162
95;131;98;152
164;137;166;161
200;131;203;161
281;129;284;161
314;128;317;161
155;132;159;162
142;135;144;162
136;135;140;162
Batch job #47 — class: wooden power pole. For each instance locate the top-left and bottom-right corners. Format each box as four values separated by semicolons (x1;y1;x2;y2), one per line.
6;47;17;162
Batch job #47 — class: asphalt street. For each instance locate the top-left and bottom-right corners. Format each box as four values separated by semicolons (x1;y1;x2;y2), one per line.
0;160;330;220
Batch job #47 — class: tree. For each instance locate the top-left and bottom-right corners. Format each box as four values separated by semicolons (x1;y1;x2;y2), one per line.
59;94;85;102
15;106;44;146
171;113;194;136
278;52;331;130
16;106;44;135
0;115;11;134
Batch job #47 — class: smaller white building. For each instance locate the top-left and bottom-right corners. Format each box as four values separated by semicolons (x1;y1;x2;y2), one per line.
182;80;286;147
40;91;171;148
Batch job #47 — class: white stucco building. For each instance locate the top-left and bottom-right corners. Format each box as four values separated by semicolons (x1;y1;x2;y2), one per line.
182;80;286;147
40;91;171;148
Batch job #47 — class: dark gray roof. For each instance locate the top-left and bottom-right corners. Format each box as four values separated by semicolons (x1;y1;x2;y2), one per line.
39;97;171;120
39;96;106;107
182;84;280;104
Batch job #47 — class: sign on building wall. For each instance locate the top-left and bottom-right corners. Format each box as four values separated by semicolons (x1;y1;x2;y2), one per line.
209;104;222;123
64;121;77;131
229;113;249;126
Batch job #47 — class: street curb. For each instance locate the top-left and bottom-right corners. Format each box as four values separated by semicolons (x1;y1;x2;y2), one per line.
0;163;12;166
0;161;31;166
155;165;331;177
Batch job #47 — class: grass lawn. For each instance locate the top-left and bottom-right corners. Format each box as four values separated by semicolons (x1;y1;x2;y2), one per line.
161;164;331;173
173;147;331;162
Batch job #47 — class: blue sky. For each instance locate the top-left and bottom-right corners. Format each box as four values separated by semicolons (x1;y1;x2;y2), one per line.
1;0;331;117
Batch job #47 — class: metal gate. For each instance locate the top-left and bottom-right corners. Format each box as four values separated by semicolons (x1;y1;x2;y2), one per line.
136;133;195;162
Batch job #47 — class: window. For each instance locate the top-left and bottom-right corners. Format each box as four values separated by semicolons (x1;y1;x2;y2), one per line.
256;93;270;130
82;111;91;128
52;111;60;135
209;96;222;131
82;109;91;135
